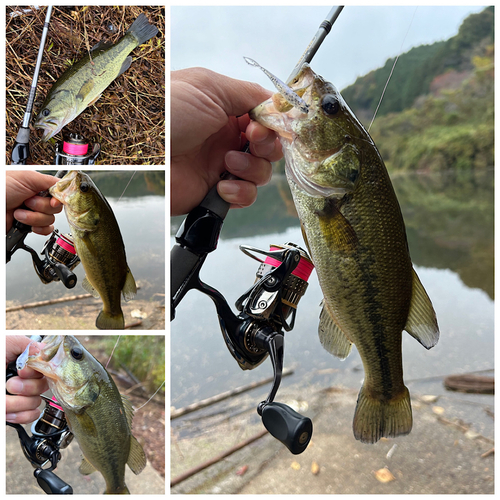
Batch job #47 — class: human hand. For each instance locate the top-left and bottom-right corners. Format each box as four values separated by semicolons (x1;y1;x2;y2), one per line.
6;336;49;424
6;171;63;235
171;68;283;216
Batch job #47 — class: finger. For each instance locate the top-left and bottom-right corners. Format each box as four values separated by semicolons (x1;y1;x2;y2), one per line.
6;407;41;425
24;196;63;215
245;120;276;145
6;394;42;414
217;180;258;208
6;336;32;364
7;376;49;396
13;209;55;229
249;138;283;163
32;225;55;236
225;152;273;187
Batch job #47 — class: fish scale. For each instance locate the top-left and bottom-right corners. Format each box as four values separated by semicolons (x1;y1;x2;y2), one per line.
250;63;439;444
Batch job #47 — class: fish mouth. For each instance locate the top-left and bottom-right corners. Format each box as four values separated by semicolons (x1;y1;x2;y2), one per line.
26;335;65;380
34;119;62;142
49;171;79;203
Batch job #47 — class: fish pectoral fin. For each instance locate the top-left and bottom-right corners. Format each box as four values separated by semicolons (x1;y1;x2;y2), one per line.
81;232;99;257
75;411;99;438
127;435;147;475
118;56;133;77
404;268;440;349
79;457;97;476
315;199;358;253
122;267;137;302
82;276;100;299
76;78;95;102
318;301;353;359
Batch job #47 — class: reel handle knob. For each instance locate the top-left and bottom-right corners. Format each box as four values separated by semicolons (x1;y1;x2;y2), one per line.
52;262;77;289
34;468;73;494
260;401;312;455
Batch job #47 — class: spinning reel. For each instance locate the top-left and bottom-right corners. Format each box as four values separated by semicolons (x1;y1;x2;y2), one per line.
6;170;81;288
7;358;74;494
54;133;100;165
172;214;315;454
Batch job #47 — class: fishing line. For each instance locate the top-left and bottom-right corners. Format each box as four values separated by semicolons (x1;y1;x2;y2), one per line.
118;171;136;201
368;7;418;132
106;335;121;369
134;380;165;412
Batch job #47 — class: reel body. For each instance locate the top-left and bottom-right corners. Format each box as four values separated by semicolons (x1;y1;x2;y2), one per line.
54;133;100;165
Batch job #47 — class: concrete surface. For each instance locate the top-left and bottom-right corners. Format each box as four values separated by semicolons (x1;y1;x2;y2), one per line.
6;424;165;494
171;384;494;494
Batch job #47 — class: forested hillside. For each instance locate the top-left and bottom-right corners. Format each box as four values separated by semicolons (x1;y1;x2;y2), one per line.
341;7;494;118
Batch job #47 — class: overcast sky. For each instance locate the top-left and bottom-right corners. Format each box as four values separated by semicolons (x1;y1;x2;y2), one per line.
171;5;486;92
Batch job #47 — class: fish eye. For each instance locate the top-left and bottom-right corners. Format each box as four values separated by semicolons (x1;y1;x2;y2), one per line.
80;182;89;193
42;109;50;117
70;347;84;360
322;95;340;115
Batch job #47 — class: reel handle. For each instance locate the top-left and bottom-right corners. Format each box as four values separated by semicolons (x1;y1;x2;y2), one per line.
259;402;312;455
34;469;73;494
51;261;77;288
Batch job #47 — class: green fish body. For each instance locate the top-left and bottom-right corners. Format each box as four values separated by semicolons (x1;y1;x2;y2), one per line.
35;13;158;141
26;336;146;494
250;64;439;443
49;171;136;329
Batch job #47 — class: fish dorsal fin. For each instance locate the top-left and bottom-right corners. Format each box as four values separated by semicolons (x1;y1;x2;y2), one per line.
121;394;135;429
122;267;137;302
91;40;113;52
79;457;97;475
127;435;147;475
82;276;100;298
318;300;353;359
118;56;133;77
405;268;439;349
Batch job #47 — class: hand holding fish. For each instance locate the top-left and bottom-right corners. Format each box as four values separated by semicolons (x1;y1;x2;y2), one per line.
6;171;62;235
171;68;282;215
6;336;48;424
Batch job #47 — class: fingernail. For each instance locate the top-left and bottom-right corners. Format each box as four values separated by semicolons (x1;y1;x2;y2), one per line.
14;210;27;221
225;151;249;172
6;414;17;422
218;181;240;196
7;378;23;394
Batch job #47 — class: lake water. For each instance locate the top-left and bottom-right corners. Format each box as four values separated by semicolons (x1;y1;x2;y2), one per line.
170;169;493;434
7;170;165;306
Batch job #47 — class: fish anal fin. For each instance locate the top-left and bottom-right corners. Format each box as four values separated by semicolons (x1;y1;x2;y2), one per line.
315;198;358;253
318;300;353;359
79;457;97;475
405;268;439;349
118;56;133;77
122;267;137;302
127;435;147;475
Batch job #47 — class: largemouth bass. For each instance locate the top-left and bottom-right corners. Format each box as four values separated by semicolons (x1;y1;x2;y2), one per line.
250;64;439;443
26;335;146;494
49;171;136;329
34;13;158;141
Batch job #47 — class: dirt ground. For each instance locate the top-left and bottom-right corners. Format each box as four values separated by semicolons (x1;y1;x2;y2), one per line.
6;295;165;330
171;382;494;494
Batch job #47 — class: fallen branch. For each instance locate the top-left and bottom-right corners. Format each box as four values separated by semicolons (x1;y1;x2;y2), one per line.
170;428;268;487
171;368;294;419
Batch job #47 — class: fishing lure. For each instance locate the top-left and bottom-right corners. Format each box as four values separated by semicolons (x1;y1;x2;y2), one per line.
16;335;43;371
244;57;309;114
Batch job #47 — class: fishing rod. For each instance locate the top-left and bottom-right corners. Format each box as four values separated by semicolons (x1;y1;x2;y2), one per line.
171;6;344;455
11;6;52;165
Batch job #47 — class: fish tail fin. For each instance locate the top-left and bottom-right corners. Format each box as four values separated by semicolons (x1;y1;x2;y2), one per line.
353;385;412;444
96;310;124;330
104;485;129;494
127;13;159;46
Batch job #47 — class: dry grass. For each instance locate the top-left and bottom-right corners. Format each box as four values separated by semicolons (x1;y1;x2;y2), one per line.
6;5;165;165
